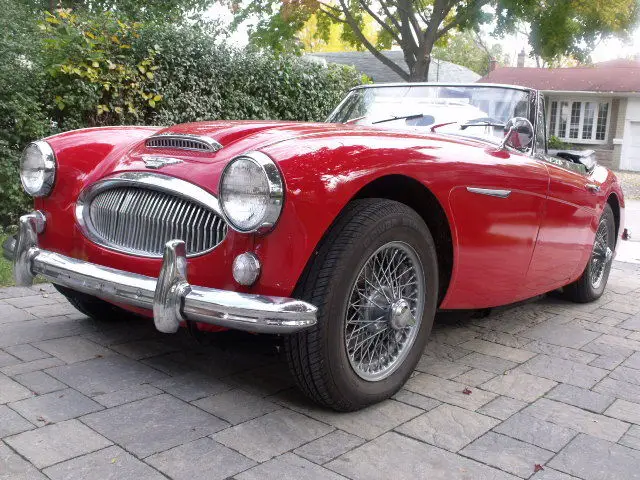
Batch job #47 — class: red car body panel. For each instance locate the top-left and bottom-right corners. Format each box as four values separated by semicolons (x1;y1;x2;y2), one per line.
36;119;625;321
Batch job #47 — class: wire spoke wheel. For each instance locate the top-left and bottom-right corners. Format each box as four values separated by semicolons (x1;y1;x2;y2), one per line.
344;241;425;381
590;219;612;290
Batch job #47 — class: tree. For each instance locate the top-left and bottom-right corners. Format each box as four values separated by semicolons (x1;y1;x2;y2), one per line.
432;30;509;75
496;0;639;65
298;13;379;53
224;0;639;82
26;0;213;21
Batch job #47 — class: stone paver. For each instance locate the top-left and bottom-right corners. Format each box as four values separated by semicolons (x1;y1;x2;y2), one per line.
0;441;46;480
213;409;333;462
0;261;640;478
515;354;609;388
82;394;228;458
396;403;498;451
327;432;518;480
5;419;111;469
193;388;279;425
46;355;169;396
405;373;497;410
493;412;576;452
0;373;33;404
146;438;256;480
481;371;557;402
549;433;640;480
520;321;601;348
10;387;102;425
461;432;555;478
524;398;629;442
237;452;346;480
43;445;165;480
294;430;365;465
0;405;34;437
544;383;615;413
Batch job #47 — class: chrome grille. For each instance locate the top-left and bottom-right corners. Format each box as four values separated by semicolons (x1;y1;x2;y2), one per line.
145;134;222;152
88;186;227;257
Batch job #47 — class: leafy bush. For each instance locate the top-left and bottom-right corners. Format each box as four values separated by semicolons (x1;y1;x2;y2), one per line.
0;10;366;228
548;135;570;150
41;9;163;130
0;1;50;227
136;23;368;125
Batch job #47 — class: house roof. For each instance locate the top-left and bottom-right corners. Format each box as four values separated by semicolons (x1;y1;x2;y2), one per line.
478;59;640;93
305;50;480;83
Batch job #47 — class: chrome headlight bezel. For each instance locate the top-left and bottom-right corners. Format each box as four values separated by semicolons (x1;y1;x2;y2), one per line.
218;151;284;234
20;141;57;197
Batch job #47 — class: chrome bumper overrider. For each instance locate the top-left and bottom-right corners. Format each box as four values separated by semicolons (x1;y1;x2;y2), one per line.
4;213;317;334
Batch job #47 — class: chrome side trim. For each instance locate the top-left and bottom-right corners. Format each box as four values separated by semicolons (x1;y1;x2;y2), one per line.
146;133;223;152
76;172;225;258
10;213;317;334
466;187;511;198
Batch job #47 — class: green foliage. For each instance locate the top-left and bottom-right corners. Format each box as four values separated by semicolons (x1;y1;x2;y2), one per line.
41;9;162;130
27;0;214;22
0;0;50;227
136;22;368;125
496;0;639;63
432;30;509;75
548;135;570;150
223;0;639;80
0;10;365;228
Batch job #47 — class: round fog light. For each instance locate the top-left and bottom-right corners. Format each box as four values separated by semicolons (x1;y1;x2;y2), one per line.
232;252;261;286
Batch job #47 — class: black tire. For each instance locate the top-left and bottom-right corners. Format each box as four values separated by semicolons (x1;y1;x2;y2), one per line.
54;284;141;322
561;204;616;303
284;199;438;411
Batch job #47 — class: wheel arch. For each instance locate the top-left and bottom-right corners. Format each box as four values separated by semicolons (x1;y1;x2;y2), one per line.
607;192;621;245
352;174;453;304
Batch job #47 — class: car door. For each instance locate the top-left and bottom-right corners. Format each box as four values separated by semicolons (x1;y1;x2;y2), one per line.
444;150;549;309
523;95;600;296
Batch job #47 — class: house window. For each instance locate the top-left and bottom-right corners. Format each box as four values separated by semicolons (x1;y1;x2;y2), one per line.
547;98;611;144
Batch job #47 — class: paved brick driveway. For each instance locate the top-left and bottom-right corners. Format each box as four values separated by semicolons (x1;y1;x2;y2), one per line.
2;260;640;479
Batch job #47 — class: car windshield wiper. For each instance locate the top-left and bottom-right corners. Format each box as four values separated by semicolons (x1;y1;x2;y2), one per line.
460;120;505;130
371;113;424;124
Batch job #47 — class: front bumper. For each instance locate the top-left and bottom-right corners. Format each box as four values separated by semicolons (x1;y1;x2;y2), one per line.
4;212;317;334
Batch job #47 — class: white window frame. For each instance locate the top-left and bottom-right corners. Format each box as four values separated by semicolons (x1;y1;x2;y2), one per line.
546;97;612;145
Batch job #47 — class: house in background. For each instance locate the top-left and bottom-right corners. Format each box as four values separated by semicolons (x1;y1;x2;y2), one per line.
478;58;640;171
305;50;480;84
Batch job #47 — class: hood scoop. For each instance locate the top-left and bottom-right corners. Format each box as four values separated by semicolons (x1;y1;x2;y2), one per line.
145;133;223;152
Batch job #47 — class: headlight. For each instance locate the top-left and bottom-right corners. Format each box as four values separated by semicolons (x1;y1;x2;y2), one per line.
219;151;283;233
20;141;56;197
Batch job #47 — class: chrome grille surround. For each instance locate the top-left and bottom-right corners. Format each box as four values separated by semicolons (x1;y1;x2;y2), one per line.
145;133;222;152
76;172;227;258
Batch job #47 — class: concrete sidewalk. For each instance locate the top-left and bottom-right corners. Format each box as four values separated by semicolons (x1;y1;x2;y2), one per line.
1;260;640;479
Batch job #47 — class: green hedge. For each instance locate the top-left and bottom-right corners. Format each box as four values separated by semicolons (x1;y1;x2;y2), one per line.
0;8;367;227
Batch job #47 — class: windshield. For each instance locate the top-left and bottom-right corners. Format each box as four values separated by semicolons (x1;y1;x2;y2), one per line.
327;84;532;142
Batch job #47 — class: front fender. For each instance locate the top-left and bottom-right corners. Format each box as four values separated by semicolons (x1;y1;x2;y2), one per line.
252;132;459;297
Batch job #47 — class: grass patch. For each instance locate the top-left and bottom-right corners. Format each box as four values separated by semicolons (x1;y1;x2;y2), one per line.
0;234;15;287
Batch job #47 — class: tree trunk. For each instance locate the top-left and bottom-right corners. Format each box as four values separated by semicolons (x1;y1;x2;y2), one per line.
409;52;431;82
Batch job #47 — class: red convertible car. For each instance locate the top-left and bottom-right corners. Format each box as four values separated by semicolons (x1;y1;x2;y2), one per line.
7;83;624;411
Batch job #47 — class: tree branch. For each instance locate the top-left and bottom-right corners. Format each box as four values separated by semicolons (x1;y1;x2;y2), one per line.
357;0;402;46
436;0;491;38
337;0;410;80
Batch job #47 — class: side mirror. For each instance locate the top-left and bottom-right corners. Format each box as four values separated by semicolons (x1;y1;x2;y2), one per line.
501;117;534;152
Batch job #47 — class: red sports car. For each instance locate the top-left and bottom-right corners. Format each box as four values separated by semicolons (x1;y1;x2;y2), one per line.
6;83;625;411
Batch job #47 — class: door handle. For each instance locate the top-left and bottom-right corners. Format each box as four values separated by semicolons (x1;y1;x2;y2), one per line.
585;184;601;193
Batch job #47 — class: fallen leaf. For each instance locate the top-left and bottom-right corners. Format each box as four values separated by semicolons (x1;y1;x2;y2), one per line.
534;464;544;473
462;388;472;395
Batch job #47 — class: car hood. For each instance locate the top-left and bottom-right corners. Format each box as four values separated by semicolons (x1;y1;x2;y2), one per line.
55;119;493;199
